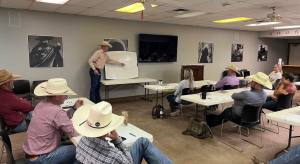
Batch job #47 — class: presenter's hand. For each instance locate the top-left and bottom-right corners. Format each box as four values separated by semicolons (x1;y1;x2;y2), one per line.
94;70;99;75
121;63;125;67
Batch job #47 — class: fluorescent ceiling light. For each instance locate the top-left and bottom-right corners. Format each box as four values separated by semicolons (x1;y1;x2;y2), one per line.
151;4;158;8
174;12;207;18
213;17;252;23
36;0;69;4
246;22;281;26
274;25;300;30
116;3;145;13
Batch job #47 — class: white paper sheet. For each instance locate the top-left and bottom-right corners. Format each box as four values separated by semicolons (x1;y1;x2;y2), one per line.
61;100;75;108
206;95;233;102
281;115;300;121
118;131;139;141
290;110;300;115
105;51;138;79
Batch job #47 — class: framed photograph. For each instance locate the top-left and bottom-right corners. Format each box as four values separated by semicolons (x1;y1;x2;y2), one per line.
231;44;244;62
104;38;128;51
28;35;63;68
198;42;213;63
258;45;268;61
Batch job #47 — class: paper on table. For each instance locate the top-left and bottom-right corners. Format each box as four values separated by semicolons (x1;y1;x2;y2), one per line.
290;110;300;115
206;95;232;102
157;86;177;90
61;100;75;108
118;131;139;141
281;115;300;121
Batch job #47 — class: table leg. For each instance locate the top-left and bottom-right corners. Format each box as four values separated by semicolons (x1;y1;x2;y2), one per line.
155;91;158;106
274;125;292;158
204;106;213;138
141;82;152;102
161;92;164;108
105;85;107;100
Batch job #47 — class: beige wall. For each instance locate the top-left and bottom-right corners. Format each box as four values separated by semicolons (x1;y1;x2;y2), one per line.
0;8;288;99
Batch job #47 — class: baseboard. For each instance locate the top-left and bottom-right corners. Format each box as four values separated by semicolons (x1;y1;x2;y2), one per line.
104;94;157;103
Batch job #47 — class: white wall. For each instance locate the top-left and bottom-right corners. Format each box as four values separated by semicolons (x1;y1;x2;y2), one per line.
0;8;289;99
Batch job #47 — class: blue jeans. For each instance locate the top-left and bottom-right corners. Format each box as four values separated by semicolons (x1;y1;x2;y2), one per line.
206;107;241;128
11;111;33;133
25;142;78;164
89;68;101;103
129;137;173;164
269;144;300;164
167;95;179;112
262;96;277;111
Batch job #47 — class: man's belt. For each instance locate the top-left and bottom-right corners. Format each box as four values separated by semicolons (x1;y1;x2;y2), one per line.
24;153;39;161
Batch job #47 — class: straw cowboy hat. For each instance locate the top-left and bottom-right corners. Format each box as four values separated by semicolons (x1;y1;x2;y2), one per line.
99;41;112;48
0;69;21;86
246;72;272;89
73;101;124;137
225;65;240;74
34;78;76;96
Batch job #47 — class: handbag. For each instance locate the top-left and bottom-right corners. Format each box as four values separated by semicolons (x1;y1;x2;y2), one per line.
182;117;210;139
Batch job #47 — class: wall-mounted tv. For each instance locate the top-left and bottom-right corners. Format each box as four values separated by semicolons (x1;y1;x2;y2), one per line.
139;34;178;62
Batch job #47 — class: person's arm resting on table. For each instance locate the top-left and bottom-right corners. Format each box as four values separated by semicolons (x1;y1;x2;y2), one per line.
215;77;228;89
231;91;246;103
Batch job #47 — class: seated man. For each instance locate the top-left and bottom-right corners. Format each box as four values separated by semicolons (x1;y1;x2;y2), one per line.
0;69;33;133
73;101;173;164
23;78;84;164
215;65;240;90
262;73;297;111
251;144;300;164
206;72;269;128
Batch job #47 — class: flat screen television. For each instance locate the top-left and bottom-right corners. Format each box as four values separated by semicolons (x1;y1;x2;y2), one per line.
139;34;178;62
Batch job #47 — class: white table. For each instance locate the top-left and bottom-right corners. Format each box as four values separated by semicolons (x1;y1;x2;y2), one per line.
101;78;157;101
181;88;274;138
66;98;153;147
266;107;300;158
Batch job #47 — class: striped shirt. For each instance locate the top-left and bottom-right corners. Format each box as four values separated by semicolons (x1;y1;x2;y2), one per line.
23;100;80;155
88;49;121;70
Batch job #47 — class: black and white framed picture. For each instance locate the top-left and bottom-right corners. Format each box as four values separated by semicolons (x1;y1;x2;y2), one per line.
258;45;268;61
198;42;213;63
104;38;128;51
28;35;63;68
231;44;244;62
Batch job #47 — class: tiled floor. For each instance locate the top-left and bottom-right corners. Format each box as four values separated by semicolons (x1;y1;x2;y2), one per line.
4;91;300;164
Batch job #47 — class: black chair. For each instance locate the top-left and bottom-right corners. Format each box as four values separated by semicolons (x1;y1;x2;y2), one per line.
223;85;238;90
31;80;47;105
0;131;27;164
263;93;295;134
221;105;263;152
12;80;32;102
273;79;281;89
180;88;196;121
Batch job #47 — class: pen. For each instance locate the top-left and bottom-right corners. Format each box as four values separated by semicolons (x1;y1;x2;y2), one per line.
129;133;136;137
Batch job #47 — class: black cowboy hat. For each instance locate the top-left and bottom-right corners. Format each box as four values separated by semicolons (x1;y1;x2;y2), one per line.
35;36;53;41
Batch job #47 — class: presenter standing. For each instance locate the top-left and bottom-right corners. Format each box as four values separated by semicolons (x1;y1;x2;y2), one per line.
88;41;125;103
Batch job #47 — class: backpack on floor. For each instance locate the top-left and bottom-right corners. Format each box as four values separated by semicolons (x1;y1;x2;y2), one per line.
152;104;167;119
182;117;210;139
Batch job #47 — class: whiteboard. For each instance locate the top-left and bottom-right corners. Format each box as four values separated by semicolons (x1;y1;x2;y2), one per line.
105;51;138;79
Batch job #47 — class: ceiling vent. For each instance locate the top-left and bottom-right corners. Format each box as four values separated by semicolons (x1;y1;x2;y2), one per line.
168;9;190;15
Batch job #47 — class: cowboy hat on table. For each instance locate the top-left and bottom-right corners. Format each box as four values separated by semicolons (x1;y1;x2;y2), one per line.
34;78;76;96
0;69;21;86
246;72;272;89
99;41;112;48
73;101;124;137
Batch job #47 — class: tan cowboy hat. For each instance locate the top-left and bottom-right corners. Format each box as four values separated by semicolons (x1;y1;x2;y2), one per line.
99;41;112;48
0;69;21;85
246;72;272;89
72;102;124;137
225;65;240;74
34;78;76;96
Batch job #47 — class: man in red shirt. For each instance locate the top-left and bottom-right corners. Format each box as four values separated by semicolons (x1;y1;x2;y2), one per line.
0;69;34;133
262;73;297;111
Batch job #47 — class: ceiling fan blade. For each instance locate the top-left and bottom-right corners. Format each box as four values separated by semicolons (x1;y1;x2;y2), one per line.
156;0;183;6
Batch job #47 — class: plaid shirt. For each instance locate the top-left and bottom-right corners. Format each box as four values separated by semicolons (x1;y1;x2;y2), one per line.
76;137;133;164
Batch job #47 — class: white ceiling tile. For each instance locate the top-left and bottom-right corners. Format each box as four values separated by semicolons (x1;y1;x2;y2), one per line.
78;8;109;16
151;17;179;22
200;2;254;13
29;2;62;12
66;0;105;8
0;0;32;9
55;5;87;14
119;13;142;20
134;15;165;21
92;0;132;10
243;0;285;5
142;6;177;15
162;0;210;8
99;11;130;18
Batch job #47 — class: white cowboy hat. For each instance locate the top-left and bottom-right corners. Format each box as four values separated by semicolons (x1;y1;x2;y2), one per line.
34;78;76;96
99;41;112;48
225;65;240;74
72;102;124;137
0;69;21;86
246;72;272;89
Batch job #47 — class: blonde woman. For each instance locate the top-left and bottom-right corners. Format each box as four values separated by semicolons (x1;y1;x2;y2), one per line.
267;64;282;90
167;69;196;117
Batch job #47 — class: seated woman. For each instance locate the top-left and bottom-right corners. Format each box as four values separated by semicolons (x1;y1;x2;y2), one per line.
266;64;282;90
167;69;196;117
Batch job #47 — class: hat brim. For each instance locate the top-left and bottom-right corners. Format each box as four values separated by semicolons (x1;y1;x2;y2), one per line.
246;75;273;89
99;44;112;48
34;82;76;96
0;74;22;85
225;66;240;74
72;104;124;137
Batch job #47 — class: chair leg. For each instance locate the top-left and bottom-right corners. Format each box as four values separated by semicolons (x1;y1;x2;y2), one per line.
220;119;243;152
241;123;263;149
180;104;184;122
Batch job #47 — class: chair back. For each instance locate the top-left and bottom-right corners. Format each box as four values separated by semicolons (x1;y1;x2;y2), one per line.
31;80;47;97
200;85;210;93
243;71;250;78
223;85;238;90
0;131;15;164
274;79;281;88
0;113;7;131
182;88;195;95
12;80;30;94
240;105;262;123
277;93;295;111
222;70;228;79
